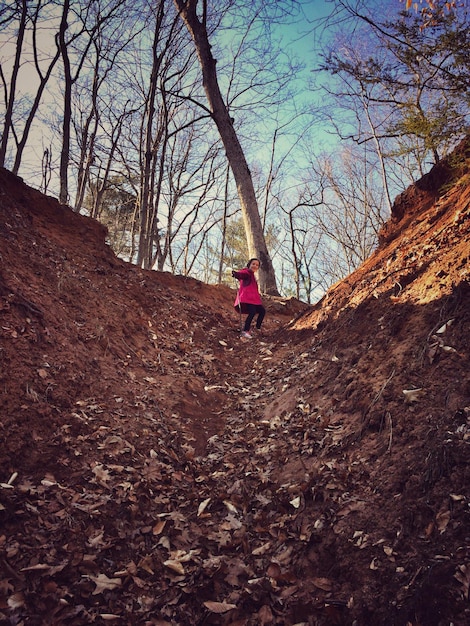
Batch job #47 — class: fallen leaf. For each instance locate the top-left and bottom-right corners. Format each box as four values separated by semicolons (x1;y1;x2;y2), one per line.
442;345;457;353
7;593;25;609
163;560;185;575
20;563;53;572
89;573;122;595
88;531;106;548
454;564;470;599
203;600;237;613
138;555;154;575
7;472;18;485
223;500;238;514
198;497;211;516
258;604;274;624
402;388;424;403
266;562;282;580
436;509;450;533
252;542;271;556
152;520;166;535
92;464;111;484
436;319;454;334
337;501;366;517
312;577;332;591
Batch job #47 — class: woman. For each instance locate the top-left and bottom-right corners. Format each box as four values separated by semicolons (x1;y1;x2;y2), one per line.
232;258;266;339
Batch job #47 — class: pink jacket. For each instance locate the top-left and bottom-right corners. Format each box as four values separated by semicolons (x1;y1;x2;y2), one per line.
233;268;262;312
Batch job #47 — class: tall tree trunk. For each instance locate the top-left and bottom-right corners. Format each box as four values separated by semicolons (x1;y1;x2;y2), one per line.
137;1;165;269
0;0;27;167
173;0;279;295
57;0;72;205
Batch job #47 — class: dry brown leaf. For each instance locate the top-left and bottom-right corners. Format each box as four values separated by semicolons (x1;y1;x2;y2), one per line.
252;541;271;556
152;520;166;535
337;501;366;517
275;545;293;564
312;577;332;591
114;561;137;577
138;555;154;575
436;319;454;334
258;604;274;625
20;563;50;572
7;593;25;609
89;573;122;595
266;562;282;580
203;600;237;613
223;500;238;514
142;459;163;482
436;509;450;534
20;562;66;575
7;472;18;485
424;521;434;538
163;559;186;575
442;345;457;353
144;376;157;383
92;464;111;484
454;564;470;599
289;496;301;509
87;531;106;548
402;388;424;403
198;497;211;516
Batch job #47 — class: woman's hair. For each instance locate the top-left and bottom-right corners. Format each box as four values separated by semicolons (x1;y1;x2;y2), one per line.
246;258;260;268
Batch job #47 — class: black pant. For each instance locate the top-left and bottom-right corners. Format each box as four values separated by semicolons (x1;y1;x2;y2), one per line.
244;304;265;331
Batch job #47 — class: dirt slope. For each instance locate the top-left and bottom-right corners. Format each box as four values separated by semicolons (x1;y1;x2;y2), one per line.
0;139;469;626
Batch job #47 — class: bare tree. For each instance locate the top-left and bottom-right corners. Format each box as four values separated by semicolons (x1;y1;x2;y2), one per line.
57;0;129;204
157;128;224;272
72;5;145;213
56;0;72;204
173;0;279;295
0;0;27;167
87;103;138;221
284;198;324;303
41;147;52;193
308;146;387;279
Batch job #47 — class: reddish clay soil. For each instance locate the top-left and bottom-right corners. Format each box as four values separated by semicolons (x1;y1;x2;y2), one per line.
0;138;469;626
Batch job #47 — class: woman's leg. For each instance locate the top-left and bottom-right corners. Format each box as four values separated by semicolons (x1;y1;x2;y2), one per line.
244;304;257;331
255;305;266;329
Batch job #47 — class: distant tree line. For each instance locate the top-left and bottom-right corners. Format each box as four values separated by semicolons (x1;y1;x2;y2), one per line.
1;0;468;302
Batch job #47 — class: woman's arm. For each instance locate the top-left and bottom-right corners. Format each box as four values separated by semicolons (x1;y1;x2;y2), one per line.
232;268;250;281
